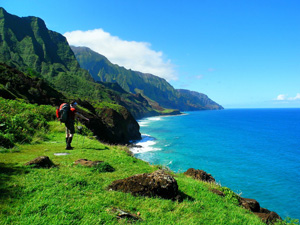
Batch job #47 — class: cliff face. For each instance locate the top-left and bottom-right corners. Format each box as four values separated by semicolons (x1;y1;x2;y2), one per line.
71;46;224;111
0;8;88;81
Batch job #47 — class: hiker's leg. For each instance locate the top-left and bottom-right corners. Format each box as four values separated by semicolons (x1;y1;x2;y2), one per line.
65;126;70;146
66;120;75;149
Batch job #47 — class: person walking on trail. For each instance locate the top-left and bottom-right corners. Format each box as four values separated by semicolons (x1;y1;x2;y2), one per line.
65;101;89;150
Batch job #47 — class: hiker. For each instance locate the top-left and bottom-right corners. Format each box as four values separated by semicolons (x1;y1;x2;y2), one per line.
57;101;89;150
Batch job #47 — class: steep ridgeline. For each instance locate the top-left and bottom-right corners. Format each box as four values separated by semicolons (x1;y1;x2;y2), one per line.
0;63;140;144
71;46;223;111
0;8;92;88
0;8;160;119
176;89;223;110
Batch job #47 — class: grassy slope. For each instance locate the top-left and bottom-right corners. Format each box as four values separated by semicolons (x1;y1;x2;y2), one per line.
0;122;268;225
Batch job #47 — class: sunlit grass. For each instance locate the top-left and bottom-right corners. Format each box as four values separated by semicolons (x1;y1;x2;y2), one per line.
0;122;285;224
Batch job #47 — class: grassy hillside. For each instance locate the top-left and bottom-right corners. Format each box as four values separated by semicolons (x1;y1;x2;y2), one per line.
0;99;296;224
0;121;268;225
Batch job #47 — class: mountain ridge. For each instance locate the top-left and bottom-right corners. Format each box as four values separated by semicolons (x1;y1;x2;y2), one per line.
71;45;223;111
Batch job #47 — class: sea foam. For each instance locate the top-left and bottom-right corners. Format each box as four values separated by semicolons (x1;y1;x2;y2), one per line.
130;134;162;154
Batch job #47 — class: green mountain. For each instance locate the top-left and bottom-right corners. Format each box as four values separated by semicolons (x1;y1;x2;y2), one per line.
0;8;165;119
0;7;156;143
71;46;223;111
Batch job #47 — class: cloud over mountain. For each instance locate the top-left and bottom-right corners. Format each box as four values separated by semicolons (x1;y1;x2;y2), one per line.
64;29;177;81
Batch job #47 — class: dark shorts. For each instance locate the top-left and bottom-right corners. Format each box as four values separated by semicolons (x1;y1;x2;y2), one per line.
65;119;75;134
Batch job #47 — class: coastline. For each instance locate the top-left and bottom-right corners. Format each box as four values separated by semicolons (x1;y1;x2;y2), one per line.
129;110;300;221
128;131;284;223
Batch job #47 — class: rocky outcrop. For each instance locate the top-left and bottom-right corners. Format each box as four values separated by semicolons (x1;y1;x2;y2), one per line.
98;107;141;142
183;168;215;183
75;100;141;144
74;159;114;172
25;156;55;168
108;170;178;199
209;188;225;197
239;198;261;212
239;198;282;224
74;159;104;167
190;168;282;224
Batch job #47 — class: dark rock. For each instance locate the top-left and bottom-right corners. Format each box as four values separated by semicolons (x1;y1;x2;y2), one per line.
255;211;282;224
260;208;271;214
74;159;104;167
74;159;114;172
239;198;282;224
108;170;178;199
25;156;55;168
239;197;261;212
210;188;225;197
78;104;141;145
127;144;142;148
183;168;215;183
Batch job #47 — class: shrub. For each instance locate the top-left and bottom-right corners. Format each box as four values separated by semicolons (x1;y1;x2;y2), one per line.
0;97;55;148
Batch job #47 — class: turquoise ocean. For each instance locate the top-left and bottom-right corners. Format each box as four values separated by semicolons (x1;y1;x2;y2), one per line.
131;109;300;220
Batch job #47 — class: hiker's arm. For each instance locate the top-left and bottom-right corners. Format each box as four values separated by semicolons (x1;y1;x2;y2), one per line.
76;112;89;121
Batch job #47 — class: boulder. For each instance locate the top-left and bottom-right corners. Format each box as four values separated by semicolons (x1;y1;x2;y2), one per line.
74;159;114;172
25;156;55;168
239;198;282;224
210;188;225;197
239;197;261;212
255;210;282;224
74;159;104;167
184;168;215;183
108;170;178;199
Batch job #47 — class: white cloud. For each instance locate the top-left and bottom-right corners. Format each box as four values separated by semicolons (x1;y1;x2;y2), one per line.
64;28;177;81
275;94;287;101
289;93;300;100
275;93;300;101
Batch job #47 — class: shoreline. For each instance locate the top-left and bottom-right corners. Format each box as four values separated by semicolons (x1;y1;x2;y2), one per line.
129;111;295;221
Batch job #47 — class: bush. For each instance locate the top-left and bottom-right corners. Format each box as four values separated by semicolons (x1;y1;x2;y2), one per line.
0;97;55;148
0;132;14;148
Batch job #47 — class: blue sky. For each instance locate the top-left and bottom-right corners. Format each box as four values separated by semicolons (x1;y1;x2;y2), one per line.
2;0;300;108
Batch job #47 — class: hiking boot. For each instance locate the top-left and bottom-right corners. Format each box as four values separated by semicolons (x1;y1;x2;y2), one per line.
65;146;74;150
66;137;74;150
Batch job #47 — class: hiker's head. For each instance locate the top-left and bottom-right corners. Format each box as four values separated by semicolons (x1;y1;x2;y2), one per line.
70;101;78;108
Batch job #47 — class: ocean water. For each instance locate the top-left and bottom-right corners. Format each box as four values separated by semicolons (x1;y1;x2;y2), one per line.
131;109;300;220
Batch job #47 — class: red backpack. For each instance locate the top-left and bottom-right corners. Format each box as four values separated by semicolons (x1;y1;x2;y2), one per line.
56;103;70;123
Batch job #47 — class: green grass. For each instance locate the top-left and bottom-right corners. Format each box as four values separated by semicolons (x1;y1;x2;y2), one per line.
0;121;291;225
